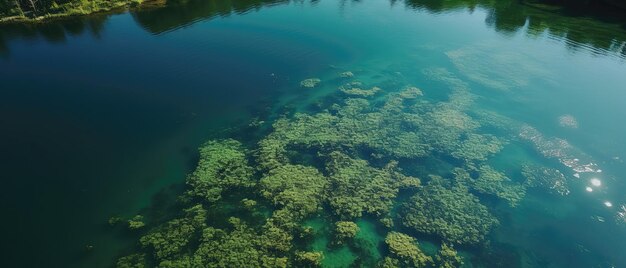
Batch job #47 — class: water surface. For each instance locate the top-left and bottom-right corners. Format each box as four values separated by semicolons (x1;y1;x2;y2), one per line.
1;0;626;267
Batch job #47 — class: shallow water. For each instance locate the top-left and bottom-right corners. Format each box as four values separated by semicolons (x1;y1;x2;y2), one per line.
1;0;626;267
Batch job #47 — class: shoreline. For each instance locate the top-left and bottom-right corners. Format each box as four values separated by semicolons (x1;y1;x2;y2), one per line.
0;0;165;24
2;0;626;25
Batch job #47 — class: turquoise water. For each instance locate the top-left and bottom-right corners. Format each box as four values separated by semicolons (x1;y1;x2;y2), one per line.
1;0;626;267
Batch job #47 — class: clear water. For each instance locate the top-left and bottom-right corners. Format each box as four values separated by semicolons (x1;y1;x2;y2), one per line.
1;0;626;267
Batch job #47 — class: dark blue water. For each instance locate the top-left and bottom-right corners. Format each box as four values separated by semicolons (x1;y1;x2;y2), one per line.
1;0;626;267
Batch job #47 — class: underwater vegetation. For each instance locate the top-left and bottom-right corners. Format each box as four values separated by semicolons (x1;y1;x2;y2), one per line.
334;221;359;243
521;164;570;196
401;177;498;245
114;68;591;267
384;231;433;267
186;139;255;203
300;78;321;88
436;243;464;268
339;81;381;97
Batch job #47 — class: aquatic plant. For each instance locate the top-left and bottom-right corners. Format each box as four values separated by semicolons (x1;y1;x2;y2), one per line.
113;66;574;267
258;95;431;164
401;178;499;245
379;257;400;268
558;114;579;129
334;221;359;243
436;243;464;268
295;251;324;267
521;164;570;196
340;86;381;97
115;82;515;267
455;165;527;207
474;165;526;207
415;104;484;160
108;216;123;226
241;198;258;209
142;216;292;267
396;173;421;190
128;215;145;230
190;217;289;267
339;82;381;97
258;220;293;252
397;86;423;99
186;139;255;202
139;205;207;261
260;164;327;220
339;71;354;78
384;232;433;268
379;218;394;228
519;124;599;174
451;133;506;163
300;78;321;88
116;253;146;268
325;151;401;219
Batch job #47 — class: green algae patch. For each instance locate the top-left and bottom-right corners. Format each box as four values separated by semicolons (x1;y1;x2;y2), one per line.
521;164;570;196
186;139;255;203
326;151;404;219
401;178;499;245
128;215;146;230
260;164;327;224
339;82;381;97
116;253;146;268
113;66;583;267
257;90;434;168
436;243;464;268
294;251;324;267
339;71;354;78
334;221;359;243
189;217;289;267
300;78;321;88
384;232;433;268
474;165;526;207
139;205;207;261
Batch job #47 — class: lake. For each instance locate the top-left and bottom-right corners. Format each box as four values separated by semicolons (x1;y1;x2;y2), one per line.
1;0;626;267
